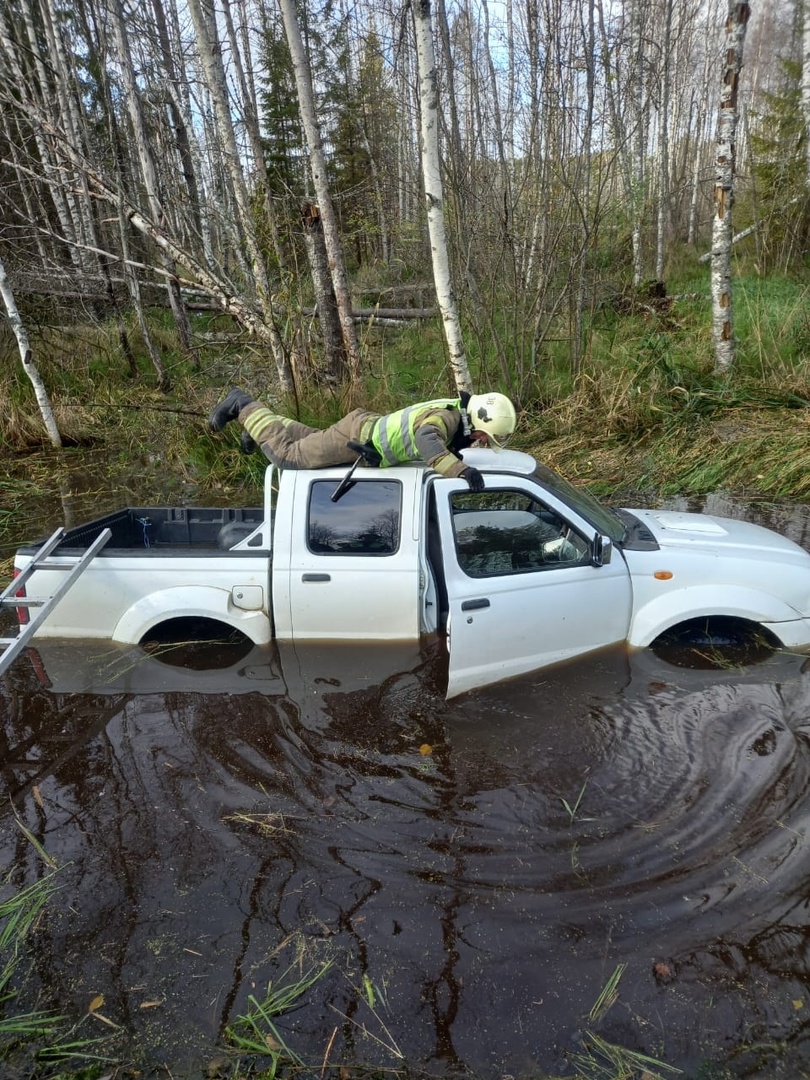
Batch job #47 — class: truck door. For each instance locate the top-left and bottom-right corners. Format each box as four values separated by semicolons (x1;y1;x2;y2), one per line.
433;475;633;697
280;473;421;642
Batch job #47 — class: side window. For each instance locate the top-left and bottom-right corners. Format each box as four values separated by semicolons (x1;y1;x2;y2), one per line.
308;480;401;556
450;490;589;577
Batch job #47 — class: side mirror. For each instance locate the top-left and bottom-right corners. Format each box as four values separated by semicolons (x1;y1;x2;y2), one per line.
591;534;612;567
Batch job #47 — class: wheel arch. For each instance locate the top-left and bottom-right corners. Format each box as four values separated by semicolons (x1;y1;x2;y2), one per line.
629;585;800;649
112;585;272;645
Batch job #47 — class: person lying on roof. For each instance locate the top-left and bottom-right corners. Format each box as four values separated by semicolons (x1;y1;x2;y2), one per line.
208;388;517;493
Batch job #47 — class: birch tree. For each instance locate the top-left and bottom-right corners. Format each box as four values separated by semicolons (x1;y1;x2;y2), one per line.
655;0;674;281
277;0;360;380
108;0;174;388
413;0;473;395
712;1;751;374
0;254;62;448
688;31;716;246
186;0;294;391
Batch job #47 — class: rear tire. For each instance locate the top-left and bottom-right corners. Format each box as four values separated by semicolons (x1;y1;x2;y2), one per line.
140;617;252;669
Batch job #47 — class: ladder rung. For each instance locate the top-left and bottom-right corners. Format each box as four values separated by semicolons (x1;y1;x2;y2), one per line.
0;528;66;603
0;526;111;677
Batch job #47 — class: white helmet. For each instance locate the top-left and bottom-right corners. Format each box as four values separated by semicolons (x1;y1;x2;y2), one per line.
467;392;517;448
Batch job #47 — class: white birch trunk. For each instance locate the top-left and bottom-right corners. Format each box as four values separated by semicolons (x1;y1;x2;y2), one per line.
38;0;101;275
186;0;293;391
0;255;63;448
0;6;80;269
413;0;473;395
573;0;596;375
804;0;810;185
220;0;286;270
595;0;634;247
278;0;360;378
655;0;674;281
711;1;750;374
506;0;515;164
688;37;714;246
630;0;647;287
150;0;204;244
108;0;177;386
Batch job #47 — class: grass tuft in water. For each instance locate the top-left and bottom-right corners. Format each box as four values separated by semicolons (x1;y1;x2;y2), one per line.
1;861;116;1070
0;871;61;1001
561;780;593;825
589;964;627;1024
569;1030;682;1079
224;961;332;1074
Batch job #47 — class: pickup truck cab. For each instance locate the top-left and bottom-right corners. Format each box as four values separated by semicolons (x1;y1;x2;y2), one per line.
13;448;810;697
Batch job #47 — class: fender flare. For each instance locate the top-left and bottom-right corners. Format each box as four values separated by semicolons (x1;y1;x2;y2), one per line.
629;585;801;648
112;585;272;645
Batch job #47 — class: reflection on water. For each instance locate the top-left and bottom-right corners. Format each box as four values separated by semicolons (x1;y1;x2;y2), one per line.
3;635;810;1077
4;464;810;1076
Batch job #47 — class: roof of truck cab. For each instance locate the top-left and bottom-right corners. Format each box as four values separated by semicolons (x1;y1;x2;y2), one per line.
268;447;538;481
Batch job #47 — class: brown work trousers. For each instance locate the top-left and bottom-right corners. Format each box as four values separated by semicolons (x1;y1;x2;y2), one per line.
242;405;378;470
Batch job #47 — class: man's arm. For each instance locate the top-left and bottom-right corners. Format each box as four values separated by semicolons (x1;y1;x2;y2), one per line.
413;409;467;477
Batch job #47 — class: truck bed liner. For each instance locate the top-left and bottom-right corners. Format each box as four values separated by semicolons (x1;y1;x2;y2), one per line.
19;507;264;554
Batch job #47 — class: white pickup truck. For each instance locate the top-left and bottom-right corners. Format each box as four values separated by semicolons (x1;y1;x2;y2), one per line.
12;448;810;697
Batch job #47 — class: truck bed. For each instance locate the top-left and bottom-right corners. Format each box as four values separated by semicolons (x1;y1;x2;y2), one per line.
19;507;265;555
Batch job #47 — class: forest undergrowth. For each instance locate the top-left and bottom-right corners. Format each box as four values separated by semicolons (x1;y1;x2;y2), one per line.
2;274;809;1077
3;271;810;549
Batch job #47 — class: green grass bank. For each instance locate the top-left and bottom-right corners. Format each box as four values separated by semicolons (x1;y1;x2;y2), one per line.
3;271;810;524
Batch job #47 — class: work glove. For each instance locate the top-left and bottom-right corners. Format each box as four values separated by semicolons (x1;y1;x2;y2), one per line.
347;440;382;467
461;466;485;493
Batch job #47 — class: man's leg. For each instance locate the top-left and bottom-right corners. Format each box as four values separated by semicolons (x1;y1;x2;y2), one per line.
241;406;374;469
209;389;374;470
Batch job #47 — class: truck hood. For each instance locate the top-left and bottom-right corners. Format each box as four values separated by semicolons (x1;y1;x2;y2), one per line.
624;508;810;563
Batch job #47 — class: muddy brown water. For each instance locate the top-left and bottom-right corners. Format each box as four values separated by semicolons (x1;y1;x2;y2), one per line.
4;465;810;1078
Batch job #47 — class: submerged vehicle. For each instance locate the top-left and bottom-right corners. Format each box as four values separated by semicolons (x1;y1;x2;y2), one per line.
8;449;810;697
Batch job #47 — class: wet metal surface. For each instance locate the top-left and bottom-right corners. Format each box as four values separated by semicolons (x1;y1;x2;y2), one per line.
4;469;810;1076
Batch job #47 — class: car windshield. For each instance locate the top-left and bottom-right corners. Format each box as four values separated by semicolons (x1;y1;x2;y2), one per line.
531;462;626;543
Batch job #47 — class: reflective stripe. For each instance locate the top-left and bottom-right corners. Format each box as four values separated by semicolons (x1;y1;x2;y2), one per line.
243;407;288;440
371;398;459;466
431;451;462;477
377;404;417;464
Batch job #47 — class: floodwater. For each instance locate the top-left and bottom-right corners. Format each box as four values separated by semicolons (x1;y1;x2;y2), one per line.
4;464;810;1078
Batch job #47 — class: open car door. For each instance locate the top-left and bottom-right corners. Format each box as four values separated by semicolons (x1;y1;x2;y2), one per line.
432;474;633;698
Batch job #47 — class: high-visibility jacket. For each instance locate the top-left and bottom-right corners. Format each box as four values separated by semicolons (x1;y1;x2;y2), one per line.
366;398;468;477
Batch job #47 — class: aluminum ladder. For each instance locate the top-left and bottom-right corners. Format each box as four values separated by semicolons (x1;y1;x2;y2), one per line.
0;526;112;677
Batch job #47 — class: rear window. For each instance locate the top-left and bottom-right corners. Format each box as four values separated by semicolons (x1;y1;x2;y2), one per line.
307;480;401;555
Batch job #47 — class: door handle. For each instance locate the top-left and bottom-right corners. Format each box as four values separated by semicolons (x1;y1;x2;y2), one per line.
302;573;331;582
461;598;490;611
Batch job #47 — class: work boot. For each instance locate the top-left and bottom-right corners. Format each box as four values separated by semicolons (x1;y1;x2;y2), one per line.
240;429;258;455
208;388;254;433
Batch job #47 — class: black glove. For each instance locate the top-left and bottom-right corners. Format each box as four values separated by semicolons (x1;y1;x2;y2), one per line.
461;466;485;493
